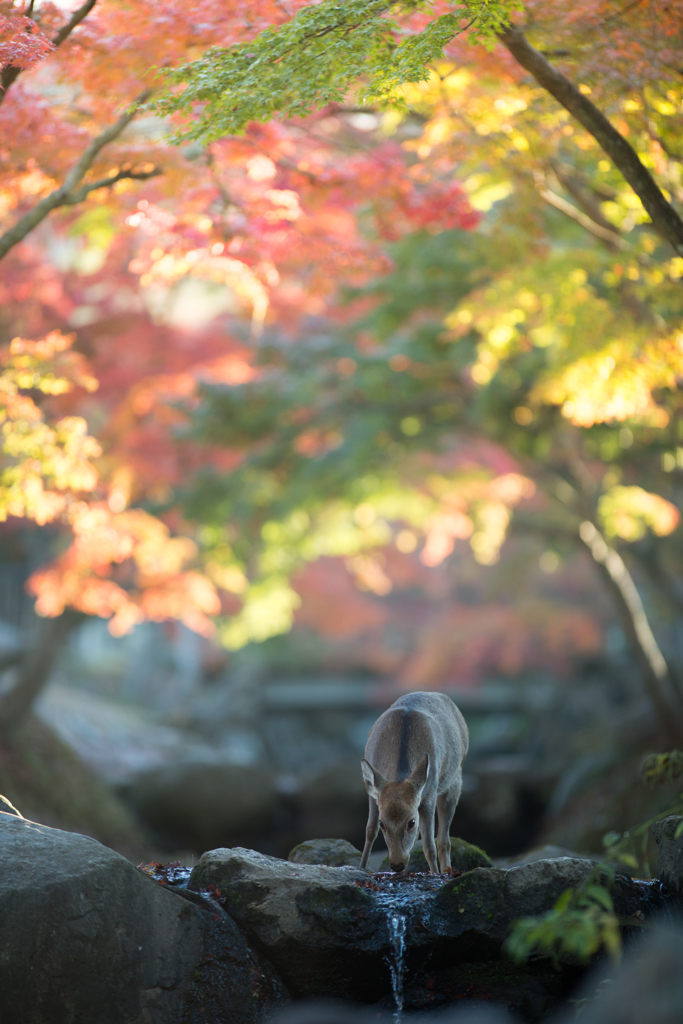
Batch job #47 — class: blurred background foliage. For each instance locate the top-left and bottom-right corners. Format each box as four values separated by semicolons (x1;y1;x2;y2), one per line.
0;0;682;865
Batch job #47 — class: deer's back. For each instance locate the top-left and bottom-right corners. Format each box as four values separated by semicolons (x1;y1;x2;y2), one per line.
365;691;468;791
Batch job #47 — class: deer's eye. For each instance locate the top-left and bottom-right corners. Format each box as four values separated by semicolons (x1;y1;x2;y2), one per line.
407;819;415;829
379;820;385;830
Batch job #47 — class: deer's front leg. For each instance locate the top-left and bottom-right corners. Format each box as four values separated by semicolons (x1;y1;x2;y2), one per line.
418;802;438;873
436;789;459;872
360;796;379;869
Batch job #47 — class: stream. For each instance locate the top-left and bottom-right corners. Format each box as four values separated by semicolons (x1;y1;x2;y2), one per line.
357;872;455;1021
142;860;678;1022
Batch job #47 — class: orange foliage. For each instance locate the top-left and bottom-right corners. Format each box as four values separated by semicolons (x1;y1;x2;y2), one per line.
27;502;220;636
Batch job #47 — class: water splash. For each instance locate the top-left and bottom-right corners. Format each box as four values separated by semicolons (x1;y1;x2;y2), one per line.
365;872;451;1021
387;911;407;1021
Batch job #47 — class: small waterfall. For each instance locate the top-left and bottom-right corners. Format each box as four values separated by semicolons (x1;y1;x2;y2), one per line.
370;871;449;1021
387;910;407;1022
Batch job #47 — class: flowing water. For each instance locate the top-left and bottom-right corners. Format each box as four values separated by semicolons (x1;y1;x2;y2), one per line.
360;872;452;1022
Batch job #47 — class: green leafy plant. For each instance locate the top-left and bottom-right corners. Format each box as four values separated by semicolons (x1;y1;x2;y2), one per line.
505;881;622;967
506;770;683;967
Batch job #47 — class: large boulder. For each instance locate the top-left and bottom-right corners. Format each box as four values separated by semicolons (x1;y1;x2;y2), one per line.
652;816;683;895
289;838;361;867
128;761;275;852
0;814;288;1024
182;848;667;1019
188;847;389;1002
428;859;596;952
179;888;290;1024
0;813;204;1024
378;837;492;874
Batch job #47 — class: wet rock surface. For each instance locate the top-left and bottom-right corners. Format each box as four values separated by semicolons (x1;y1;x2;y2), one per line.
179;892;290;1024
289;837;362;867
131;861;290;1024
188;847;390;1001
405;960;564;1021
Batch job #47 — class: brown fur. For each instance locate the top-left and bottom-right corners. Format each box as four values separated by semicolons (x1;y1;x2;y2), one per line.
360;692;469;873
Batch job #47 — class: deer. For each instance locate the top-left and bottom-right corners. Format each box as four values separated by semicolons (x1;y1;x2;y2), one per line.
360;691;469;874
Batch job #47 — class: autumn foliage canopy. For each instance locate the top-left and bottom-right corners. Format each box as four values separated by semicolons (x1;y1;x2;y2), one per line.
2;0;683;703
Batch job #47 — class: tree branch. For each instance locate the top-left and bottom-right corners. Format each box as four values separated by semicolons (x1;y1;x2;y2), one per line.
579;520;683;744
550;165;623;235
498;24;683;253
0;94;155;261
535;172;629;250
0;0;98;107
64;164;162;206
51;0;97;48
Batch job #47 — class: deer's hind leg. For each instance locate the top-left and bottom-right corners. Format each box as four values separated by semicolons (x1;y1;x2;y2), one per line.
436;780;461;872
360;796;379;869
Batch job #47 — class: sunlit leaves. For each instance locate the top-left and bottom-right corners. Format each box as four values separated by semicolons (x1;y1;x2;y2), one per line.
0;333;100;525
153;0;522;141
0;12;54;72
28;503;220;637
598;486;679;543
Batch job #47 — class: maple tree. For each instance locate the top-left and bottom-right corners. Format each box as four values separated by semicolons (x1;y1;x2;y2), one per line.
167;0;683;738
1;0;683;742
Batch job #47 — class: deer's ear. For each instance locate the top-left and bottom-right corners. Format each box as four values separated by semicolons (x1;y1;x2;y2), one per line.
361;759;385;800
410;753;429;791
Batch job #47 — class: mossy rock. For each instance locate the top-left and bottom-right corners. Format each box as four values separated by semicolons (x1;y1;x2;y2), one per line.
378;837;492;873
288;838;361;867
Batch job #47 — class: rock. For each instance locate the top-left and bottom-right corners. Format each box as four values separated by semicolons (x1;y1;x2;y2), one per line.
0;793;21;816
652;816;683;894
559;925;683;1024
188;847;390;1002
289;838;361;867
186;847;667;1017
378;837;492;873
128;761;275;852
495;844;597;868
405;960;563;1022
0;813;205;1024
428;858;598;956
296;763;369;850
0;814;288;1024
180;890;290;1024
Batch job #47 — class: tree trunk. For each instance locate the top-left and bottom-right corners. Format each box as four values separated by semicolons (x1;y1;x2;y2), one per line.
498;25;683;253
0;612;78;736
579;521;683;746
